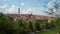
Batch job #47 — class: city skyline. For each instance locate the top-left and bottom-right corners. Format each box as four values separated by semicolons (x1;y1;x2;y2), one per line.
0;0;60;15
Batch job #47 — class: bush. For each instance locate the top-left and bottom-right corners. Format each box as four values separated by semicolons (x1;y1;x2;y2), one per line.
35;22;41;31
40;23;46;30
45;22;56;29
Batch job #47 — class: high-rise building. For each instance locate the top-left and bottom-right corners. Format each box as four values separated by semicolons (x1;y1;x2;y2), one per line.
18;8;20;14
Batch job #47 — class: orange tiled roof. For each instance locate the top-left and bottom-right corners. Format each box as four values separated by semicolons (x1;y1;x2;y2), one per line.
4;14;52;20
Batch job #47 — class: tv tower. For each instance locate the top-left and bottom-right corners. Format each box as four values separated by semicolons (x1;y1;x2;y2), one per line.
18;7;20;14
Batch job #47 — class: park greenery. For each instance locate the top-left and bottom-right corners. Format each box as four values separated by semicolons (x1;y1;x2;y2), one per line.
44;0;60;34
0;12;58;34
0;0;60;34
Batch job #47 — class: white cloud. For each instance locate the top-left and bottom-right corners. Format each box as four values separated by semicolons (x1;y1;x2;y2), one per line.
6;5;18;14
21;2;24;6
0;4;7;9
0;4;18;14
27;8;32;13
21;8;47;15
47;1;54;8
0;4;8;13
20;8;32;14
0;4;47;15
47;0;58;8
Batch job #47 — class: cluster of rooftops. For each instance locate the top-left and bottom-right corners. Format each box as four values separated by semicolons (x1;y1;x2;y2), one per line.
4;14;52;22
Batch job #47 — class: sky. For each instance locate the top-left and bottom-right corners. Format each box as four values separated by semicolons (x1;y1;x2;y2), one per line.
0;0;60;15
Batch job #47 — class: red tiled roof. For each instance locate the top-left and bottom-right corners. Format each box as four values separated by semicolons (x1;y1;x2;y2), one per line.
4;14;52;20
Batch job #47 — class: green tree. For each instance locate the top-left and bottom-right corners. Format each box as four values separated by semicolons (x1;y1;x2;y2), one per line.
44;0;60;34
15;18;24;34
35;22;41;31
40;23;46;30
0;13;15;34
22;20;30;33
44;0;60;17
29;21;34;32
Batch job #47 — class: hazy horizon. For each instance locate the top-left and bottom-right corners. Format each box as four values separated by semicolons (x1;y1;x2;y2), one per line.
0;0;60;15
